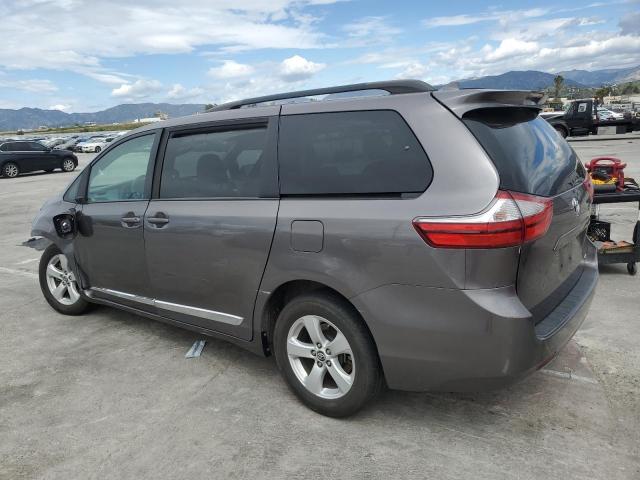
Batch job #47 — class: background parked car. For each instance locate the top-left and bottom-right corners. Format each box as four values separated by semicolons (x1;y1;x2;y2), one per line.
597;107;624;121
80;136;114;153
0;140;78;178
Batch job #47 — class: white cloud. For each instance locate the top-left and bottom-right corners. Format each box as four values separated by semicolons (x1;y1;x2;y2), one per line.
111;79;163;99
394;62;428;79
343;16;401;38
423;8;548;27
0;0;337;80
0;78;58;93
484;39;539;62
279;55;325;81
166;83;205;101
48;104;71;111
208;60;255;79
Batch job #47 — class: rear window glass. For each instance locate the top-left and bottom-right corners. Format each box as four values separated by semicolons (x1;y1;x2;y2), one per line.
463;108;585;196
278;111;432;196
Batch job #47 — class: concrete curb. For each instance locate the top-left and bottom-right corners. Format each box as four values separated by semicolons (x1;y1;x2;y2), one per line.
569;134;640;142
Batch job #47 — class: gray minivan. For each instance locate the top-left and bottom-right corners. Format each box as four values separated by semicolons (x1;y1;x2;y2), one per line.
33;81;598;417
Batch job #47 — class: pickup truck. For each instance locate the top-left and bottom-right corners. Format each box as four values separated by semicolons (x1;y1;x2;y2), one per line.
542;98;638;138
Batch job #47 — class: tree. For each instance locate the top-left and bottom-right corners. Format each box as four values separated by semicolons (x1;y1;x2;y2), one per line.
594;86;610;102
204;103;215;112
553;75;564;101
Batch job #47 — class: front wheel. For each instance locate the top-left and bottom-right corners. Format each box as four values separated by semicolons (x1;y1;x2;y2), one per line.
62;158;76;172
39;245;90;315
273;292;381;417
94;146;101;153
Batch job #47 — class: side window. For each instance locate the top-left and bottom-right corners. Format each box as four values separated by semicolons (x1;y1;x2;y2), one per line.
30;142;46;151
160;126;269;198
87;134;156;203
63;174;83;202
278;110;432;195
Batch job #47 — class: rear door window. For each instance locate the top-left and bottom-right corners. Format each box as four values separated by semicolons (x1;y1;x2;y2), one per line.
463;108;585;196
278;111;432;196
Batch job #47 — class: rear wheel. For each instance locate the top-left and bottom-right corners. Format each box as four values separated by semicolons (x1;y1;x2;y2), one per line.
62;158;76;172
39;244;89;315
2;162;20;178
554;125;568;138
273;292;381;417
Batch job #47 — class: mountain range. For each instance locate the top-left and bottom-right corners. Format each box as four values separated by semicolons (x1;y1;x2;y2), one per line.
443;65;640;91
1;65;639;131
0;103;205;132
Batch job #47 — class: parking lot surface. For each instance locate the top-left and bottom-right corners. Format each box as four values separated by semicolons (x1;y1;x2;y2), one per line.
1;140;639;479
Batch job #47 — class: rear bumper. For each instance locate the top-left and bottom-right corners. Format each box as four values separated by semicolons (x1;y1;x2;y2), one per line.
351;242;598;392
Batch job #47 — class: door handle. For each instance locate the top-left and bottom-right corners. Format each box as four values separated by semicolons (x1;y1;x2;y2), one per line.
147;213;169;227
120;214;141;228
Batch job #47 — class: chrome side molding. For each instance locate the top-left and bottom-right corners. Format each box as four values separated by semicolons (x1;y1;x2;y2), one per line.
87;287;244;326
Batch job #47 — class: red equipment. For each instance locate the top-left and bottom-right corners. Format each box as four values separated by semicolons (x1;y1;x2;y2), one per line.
585;156;627;191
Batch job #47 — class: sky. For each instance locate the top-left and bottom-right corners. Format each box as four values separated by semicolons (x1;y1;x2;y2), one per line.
0;0;639;112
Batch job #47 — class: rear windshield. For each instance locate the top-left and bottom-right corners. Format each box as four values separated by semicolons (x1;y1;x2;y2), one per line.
463;108;585;196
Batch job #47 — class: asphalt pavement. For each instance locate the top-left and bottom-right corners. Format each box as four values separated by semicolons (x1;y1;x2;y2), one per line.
1;142;639;479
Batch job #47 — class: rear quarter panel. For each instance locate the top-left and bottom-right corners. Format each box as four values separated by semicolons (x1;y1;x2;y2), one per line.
259;92;501;311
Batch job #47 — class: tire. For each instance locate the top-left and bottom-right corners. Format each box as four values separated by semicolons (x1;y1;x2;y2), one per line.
2;162;20;178
61;158;76;172
628;263;637;276
554;125;568;138
94;146;101;153
39;244;90;315
273;291;381;417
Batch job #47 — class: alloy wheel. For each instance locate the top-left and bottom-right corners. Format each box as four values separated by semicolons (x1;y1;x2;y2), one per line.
4;163;19;178
286;315;355;399
62;159;75;172
45;254;81;305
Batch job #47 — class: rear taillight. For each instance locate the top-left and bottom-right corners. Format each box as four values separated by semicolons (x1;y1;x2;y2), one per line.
413;190;553;249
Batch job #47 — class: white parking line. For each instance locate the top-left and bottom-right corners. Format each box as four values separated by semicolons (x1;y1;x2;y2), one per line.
0;266;38;278
539;369;599;384
16;258;39;265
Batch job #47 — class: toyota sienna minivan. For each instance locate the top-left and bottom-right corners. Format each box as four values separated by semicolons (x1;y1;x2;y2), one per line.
33;80;598;417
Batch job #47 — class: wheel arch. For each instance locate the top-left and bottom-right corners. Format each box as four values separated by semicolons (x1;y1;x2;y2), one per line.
257;279;380;360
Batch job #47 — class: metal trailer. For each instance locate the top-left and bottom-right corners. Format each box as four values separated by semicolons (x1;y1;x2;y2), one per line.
590;190;640;275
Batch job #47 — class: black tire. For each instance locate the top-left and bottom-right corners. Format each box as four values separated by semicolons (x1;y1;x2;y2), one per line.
273;291;382;417
627;263;637;276
2;162;20;178
39;244;90;315
554;125;568;138
61;158;76;172
94;146;101;153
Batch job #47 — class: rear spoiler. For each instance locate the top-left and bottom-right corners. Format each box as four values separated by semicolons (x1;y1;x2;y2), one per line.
432;90;546;119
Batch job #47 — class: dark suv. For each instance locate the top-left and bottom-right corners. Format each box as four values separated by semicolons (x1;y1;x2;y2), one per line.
0;141;78;178
32;81;597;416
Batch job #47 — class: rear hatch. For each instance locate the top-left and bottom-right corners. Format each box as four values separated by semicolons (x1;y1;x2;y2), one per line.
433;90;591;320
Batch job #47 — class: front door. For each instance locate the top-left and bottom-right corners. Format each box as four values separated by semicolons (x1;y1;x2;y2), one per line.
143;118;279;340
73;132;159;308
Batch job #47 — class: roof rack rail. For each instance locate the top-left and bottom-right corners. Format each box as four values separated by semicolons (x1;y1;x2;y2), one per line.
208;79;434;112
